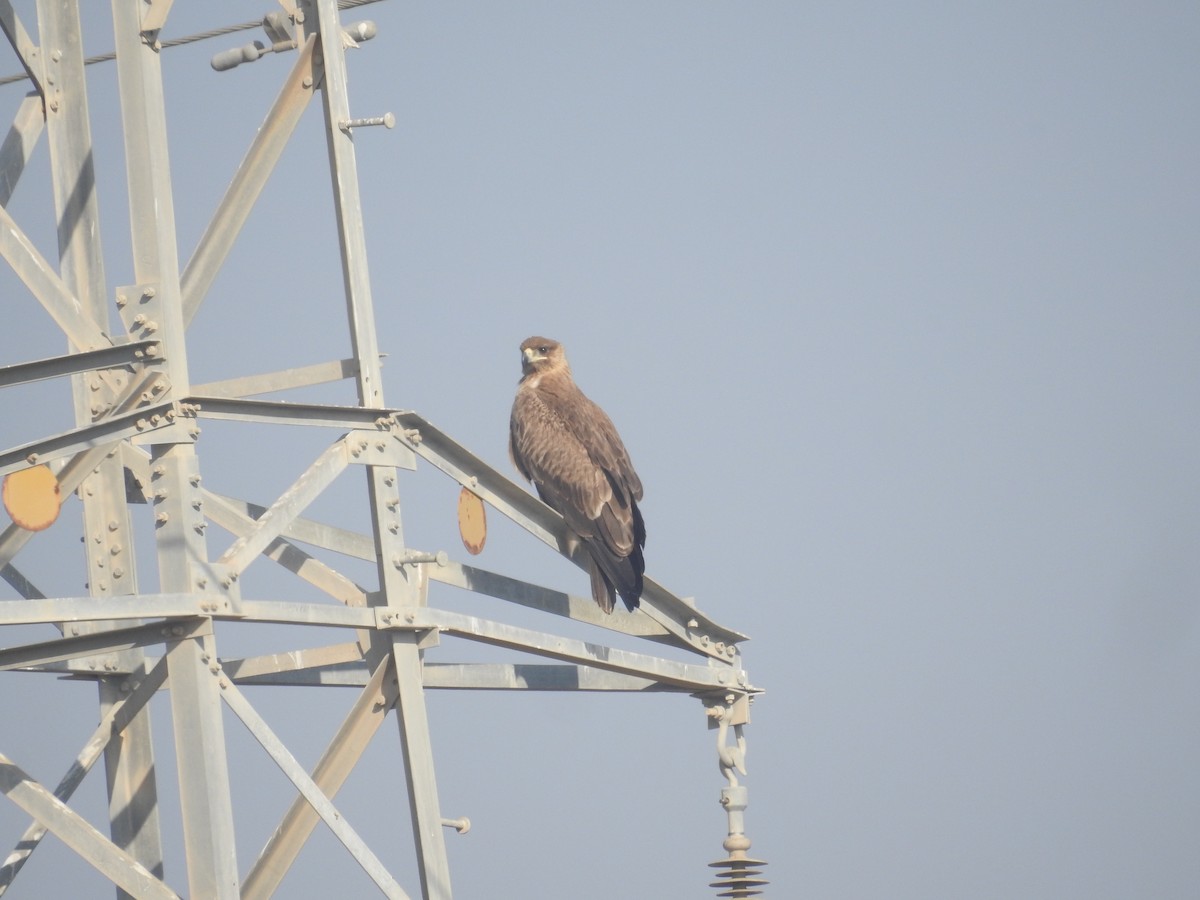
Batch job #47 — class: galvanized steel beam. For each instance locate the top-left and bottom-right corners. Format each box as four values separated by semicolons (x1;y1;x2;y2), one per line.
240;656;398;900
0;754;179;900
0;93;45;207
180;34;318;327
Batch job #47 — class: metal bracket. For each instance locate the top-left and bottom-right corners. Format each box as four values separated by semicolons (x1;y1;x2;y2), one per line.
344;429;416;469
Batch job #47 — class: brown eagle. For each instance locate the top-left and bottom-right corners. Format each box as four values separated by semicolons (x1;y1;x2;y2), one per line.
509;336;646;613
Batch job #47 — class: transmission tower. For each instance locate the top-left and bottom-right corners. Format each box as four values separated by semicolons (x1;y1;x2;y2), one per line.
0;3;765;897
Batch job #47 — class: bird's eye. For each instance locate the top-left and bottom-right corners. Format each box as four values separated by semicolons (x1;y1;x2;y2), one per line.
538;346;549;353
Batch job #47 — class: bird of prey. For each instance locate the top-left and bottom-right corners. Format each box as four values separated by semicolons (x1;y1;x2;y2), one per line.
509;336;646;613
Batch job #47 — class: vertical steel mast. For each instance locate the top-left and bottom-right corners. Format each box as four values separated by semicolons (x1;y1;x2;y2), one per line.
0;3;765;897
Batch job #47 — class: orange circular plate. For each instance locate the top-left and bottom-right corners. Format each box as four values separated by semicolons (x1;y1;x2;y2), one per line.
457;487;486;555
3;464;62;531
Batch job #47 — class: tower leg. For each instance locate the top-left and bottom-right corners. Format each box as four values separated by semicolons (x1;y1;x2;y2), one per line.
391;632;453;900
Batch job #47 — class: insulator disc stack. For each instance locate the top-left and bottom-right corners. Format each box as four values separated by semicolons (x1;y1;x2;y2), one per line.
708;855;768;898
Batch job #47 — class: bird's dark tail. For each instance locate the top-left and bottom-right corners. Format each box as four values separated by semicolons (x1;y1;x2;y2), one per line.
589;559;616;614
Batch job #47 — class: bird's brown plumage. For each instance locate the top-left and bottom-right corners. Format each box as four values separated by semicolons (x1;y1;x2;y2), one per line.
509;336;645;613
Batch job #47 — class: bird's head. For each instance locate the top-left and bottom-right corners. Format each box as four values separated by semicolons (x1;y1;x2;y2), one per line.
519;336;566;377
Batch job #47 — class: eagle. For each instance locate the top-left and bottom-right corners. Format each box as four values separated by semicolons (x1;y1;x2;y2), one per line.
509;336;646;613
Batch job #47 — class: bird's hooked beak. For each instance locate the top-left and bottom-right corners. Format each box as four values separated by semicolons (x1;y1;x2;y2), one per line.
521;346;544;372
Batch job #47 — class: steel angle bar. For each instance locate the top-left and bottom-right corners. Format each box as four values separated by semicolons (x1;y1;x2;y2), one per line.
0;617;208;671
0;230;127;392
394;411;562;549
0;93;44;208
388;631;452;900
221;641;365;682
0;564;44;599
203;491;368;607
0;203;112;352
216;439;351;577
388;608;751;693
181;35;318;327
226;600;375;629
228;663;410;900
0;657;167;893
0;754;179;900
230;661;369;687
0;402;174;478
0;593;216;626
313;0;384;408
240;658;396;899
0;341;158;389
191;357;358;399
188;395;398;430
204;490;376;561
0;2;43;95
431;559;668;638
138;0;175;35
422;662;676;692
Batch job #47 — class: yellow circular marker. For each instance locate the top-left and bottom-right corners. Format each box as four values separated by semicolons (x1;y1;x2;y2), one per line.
3;464;62;531
457;487;486;555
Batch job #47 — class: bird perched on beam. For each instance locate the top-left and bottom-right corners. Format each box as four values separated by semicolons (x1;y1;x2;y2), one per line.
509;336;646;613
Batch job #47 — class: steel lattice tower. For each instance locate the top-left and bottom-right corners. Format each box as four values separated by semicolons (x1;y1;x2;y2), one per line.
0;3;765;897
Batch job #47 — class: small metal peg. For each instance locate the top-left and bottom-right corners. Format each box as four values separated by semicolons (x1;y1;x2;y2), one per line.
441;817;471;835
339;112;396;134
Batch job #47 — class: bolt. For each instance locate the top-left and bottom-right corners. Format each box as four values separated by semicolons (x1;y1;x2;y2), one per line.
110;545;121;555
155;512;169;525
135;418;148;431
143;286;156;298
133;314;147;326
194;522;207;533
152;465;166;477
51;49;62;62
116;293;127;307
338;112;397;133
108;521;119;532
197;578;208;589
25;453;37;464
189;474;201;486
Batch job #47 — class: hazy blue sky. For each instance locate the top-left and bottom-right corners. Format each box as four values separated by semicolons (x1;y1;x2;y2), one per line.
2;2;1198;898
